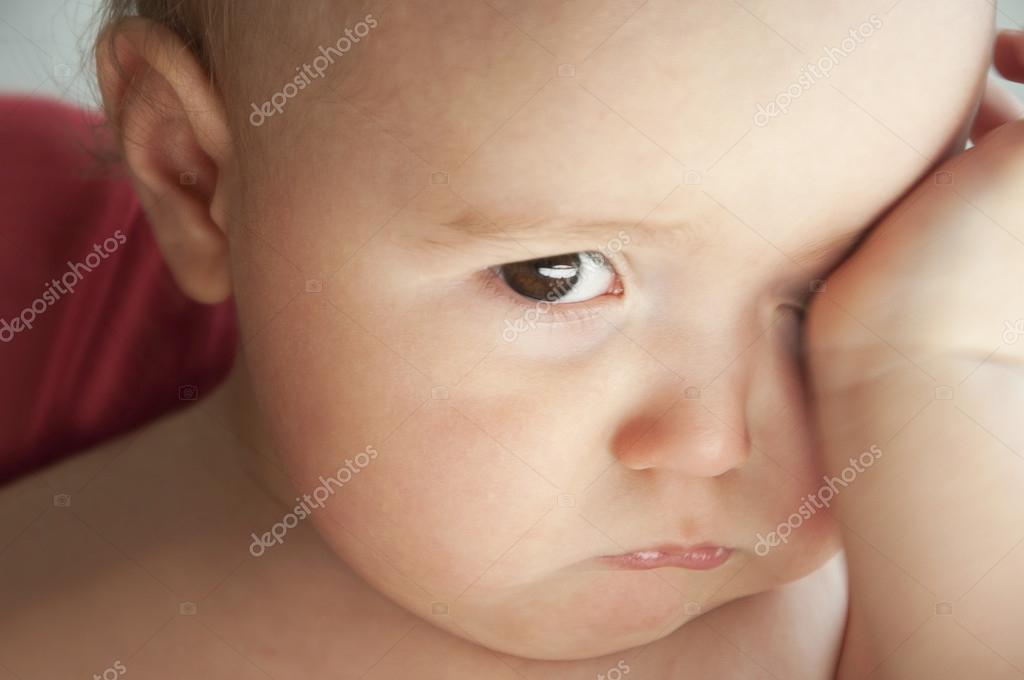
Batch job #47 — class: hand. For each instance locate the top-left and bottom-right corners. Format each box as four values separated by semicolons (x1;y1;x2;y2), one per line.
805;30;1024;679
971;30;1024;143
807;31;1024;391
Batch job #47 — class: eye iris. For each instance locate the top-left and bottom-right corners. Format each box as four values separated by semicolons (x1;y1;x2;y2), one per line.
501;254;582;301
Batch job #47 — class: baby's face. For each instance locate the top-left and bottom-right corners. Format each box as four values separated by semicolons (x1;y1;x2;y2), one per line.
225;0;992;659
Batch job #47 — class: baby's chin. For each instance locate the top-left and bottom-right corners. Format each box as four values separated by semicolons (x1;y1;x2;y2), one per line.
431;574;713;660
416;535;841;661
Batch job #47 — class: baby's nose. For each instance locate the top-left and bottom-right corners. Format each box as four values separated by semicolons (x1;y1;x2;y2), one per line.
611;391;751;478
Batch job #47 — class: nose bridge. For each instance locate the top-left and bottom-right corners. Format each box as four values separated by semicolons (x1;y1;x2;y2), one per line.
608;278;785;477
691;365;753;471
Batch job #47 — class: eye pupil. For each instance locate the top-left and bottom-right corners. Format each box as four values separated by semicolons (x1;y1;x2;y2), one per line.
501;254;582;301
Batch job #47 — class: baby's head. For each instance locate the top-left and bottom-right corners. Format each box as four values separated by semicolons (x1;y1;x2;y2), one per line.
96;0;993;660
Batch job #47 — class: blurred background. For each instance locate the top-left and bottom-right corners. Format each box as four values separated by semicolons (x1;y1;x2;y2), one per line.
1;0;1023;109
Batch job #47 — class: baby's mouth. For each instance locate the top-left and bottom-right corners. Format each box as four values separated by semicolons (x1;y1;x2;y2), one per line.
597;544;734;571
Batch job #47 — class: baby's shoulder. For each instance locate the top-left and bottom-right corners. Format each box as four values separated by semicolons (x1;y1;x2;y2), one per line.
0;415;272;678
0;436;127;564
0;440;169;675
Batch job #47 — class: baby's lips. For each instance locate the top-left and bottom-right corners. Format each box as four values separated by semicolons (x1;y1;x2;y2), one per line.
598;544;734;571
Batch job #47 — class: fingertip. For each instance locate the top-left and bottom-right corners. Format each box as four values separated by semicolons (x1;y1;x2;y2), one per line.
993;29;1024;81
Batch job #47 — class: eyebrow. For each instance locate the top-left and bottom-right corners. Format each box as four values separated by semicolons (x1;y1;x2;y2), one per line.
433;207;867;270
436;210;652;242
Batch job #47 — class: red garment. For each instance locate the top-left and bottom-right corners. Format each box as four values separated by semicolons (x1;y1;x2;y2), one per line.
0;96;237;486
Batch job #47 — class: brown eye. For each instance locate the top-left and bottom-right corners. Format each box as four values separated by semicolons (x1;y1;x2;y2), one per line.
497;252;617;303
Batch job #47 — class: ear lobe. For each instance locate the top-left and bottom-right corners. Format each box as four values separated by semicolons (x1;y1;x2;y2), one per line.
97;18;234;304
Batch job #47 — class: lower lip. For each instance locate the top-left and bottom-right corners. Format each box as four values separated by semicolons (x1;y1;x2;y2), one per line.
599;546;733;571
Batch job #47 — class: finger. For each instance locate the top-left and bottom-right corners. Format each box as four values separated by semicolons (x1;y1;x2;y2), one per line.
993;29;1024;82
969;76;1024;144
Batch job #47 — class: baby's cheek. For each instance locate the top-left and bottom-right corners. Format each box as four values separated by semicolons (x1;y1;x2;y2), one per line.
235;253;567;599
310;400;559;600
736;422;843;583
238;290;427;455
755;477;843;586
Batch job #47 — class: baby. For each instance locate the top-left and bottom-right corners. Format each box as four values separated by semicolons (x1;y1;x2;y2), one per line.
2;1;1022;678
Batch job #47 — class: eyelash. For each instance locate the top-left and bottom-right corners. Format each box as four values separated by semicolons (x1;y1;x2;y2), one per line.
477;252;628;326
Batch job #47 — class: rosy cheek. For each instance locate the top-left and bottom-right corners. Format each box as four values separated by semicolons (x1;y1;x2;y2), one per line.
240;293;428;455
757;499;842;585
300;401;557;598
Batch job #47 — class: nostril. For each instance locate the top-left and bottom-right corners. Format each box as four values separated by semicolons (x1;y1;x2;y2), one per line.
699;440;750;476
611;413;665;466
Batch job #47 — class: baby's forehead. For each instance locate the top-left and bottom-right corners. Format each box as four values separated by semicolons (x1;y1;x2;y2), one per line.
245;0;990;261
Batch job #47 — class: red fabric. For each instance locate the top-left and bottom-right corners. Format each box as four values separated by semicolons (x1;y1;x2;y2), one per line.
0;96;237;486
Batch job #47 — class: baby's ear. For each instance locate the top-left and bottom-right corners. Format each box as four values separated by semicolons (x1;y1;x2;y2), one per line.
97;17;234;304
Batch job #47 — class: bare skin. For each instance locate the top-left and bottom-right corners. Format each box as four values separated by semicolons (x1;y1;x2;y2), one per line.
0;382;846;679
808;100;1024;678
0;2;1007;679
